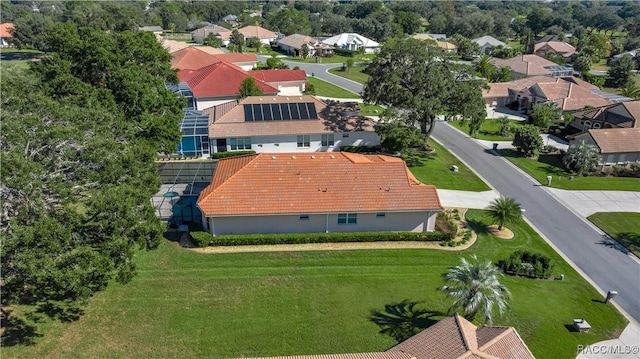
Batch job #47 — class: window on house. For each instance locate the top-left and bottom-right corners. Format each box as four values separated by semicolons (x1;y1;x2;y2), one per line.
321;134;334;146
297;135;310;148
229;137;251;150
376;212;386;218
342;133;349;138
299;214;310;220
337;213;357;224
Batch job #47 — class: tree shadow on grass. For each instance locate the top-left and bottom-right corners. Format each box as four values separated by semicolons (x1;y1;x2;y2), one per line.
1;309;42;347
34;303;84;323
370;300;444;343
464;219;491;235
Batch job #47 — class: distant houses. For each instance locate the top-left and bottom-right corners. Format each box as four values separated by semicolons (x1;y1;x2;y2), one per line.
138;25;163;35
277;34;334;57
238;25;277;45
191;25;232;45
491;54;573;78
0;22;14;47
534;41;576;60
322;33;380;53
412;33;457;52
472;35;509;55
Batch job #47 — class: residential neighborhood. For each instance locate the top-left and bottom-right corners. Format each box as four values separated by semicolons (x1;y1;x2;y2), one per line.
1;1;639;359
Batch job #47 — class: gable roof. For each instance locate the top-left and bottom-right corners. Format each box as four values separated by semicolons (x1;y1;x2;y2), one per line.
208;96;374;138
472;35;509;48
530;81;612;111
570;100;640;128
191;24;231;37
586;128;640;153
482;75;560;98
322;33;379;48
534;41;576;57
238;25;277;40
387;314;535;359
160;39;190;53
491;54;559;77
178;62;278;98
0;23;14;38
277;33;321;50
171;47;222;70
197;152;442;217
250;69;307;83
621;100;640;126
212;52;258;64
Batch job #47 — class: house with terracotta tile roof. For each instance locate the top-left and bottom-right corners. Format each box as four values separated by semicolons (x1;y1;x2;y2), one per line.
197;152;442;235
191;24;233;45
0;23;14;47
568;100;640;131
250;69;307;95
277;34;334;57
491;54;573;79
244;314;535;359
207;96;379;153
569;128;640;165
171;47;223;71
238;25;277;45
211;52;258;71
534;41;576;60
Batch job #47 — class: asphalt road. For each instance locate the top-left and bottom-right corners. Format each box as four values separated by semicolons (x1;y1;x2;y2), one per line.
432;122;640;322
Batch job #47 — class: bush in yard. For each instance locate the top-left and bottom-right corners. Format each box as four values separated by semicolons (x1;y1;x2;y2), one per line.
190;231;214;247
210;150;256;159
435;212;457;240
563;142;600;175
209;231;446;246
512;125;543;157
530;102;561;131
498;250;554;279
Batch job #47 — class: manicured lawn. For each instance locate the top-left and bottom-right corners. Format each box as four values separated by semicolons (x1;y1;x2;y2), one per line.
499;149;640;191
287;53;376;64
359;103;384;117
591;59;610;72
328;66;370;84
408;139;491;192
2;211;626;359
588;212;640;257
448;118;520;141
0;48;43;69
306;77;360;99
602;74;640;96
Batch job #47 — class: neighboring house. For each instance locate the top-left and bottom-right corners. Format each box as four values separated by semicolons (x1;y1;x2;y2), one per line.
568;100;640;131
177;62;278;110
482;75;612;111
412;33;457;53
238;25;277;45
138;26;163;34
222;14;238;23
491;54;573;79
322;33;380;53
534;41;576;60
193;46;226;55
211;52;258;71
191;24;232;45
159;38;190;53
242;313;535;359
0;22;14;47
569;128;640;165
249;69;307;95
614;48;639;59
535;34;571;43
206;95;379;154
171;47;258;71
277;33;334;57
196;151;441;235
472;35;509;55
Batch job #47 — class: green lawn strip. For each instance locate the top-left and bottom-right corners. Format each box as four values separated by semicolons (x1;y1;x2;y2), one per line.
448;119;519;142
3;210;626;359
359;103;384;117
408;139;491;192
306;77;360;99
499;149;640;191
286;54;376;64
588;212;640;257
328;66;370;84
591;59;610;72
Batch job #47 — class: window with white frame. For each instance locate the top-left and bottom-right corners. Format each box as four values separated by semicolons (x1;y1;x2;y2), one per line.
297;135;310;148
321;134;334;146
337;213;357;224
229;137;251;150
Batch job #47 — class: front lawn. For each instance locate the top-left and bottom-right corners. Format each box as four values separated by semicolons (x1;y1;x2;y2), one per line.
498;149;640;191
306;77;360;99
359;103;384;117
588;212;640;257
328;66;370;84
448;118;521;141
2;211;626;359
408;139;491;192
287;53;376;64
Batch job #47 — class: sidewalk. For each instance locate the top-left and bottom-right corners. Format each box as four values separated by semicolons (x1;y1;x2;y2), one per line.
437;189;500;209
546;188;640;217
474;135;569;151
576;322;640;359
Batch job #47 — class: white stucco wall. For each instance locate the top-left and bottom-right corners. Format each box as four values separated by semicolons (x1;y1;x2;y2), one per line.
214;132;380;153
196;97;238;111
208;211;437;235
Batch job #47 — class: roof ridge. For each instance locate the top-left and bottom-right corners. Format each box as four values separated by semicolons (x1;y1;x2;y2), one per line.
454;313;478;351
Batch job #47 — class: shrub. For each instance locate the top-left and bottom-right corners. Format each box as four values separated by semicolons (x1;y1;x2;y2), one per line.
498;250;554;279
340;145;379;153
512;125;543;157
209;231;446;246
190;231;214;247
210;150;256;159
435;212;457;240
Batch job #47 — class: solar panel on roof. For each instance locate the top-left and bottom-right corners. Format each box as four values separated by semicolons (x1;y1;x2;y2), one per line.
290;103;300;120
298;103;309;119
262;104;273;121
270;104;282;120
306;103;317;119
252;104;263;121
244;104;253;121
281;103;291;120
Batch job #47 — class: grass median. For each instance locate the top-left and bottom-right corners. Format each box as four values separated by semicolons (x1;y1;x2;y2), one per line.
588;212;640;257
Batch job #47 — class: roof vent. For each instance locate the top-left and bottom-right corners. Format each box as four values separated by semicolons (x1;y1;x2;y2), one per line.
291;155;296;159
273;98;276;101
311;155;315;159
330;155;335;159
271;156;276;160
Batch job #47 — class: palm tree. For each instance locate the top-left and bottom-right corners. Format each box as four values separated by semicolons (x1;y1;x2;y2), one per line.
494;116;512;137
620;80;640;100
439;255;511;324
563;142;600;174
486;196;522;230
475;55;496;81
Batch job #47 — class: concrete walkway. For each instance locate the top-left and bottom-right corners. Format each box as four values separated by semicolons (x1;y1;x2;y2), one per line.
547;189;640;217
437;189;500;209
576;322;640;359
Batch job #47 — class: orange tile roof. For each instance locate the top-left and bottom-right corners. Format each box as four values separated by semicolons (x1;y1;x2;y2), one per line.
0;23;14;38
208;96;375;137
212;52;258;64
171;47;222;70
250;69;307;82
197;152;442;217
178;62;278;98
238;25;277;40
195;46;227;55
491;54;558;77
587;128;640;153
534;41;576;57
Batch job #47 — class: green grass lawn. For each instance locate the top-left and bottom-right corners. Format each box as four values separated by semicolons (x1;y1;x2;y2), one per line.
448;119;520;141
307;77;360;99
358;103;384;117
408;139;491;192
498;149;640;191
2;211;626;359
328;66;370;84
602;74;640;96
287;53;376;64
591;59;611;72
0;48;43;69
588;212;640;257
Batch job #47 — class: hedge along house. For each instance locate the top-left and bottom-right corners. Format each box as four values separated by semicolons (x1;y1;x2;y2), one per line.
196;152;443;235
206;95;379;154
